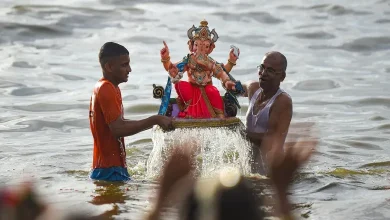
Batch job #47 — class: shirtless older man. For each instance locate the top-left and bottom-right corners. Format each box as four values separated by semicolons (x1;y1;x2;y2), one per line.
242;51;293;174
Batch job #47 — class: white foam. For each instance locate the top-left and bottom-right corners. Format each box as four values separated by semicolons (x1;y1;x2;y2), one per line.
146;125;252;179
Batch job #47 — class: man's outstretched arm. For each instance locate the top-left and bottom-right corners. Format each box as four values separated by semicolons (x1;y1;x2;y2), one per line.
97;83;173;139
241;81;260;99
109;115;172;138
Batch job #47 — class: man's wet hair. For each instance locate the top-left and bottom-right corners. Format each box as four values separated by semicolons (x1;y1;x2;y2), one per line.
99;42;129;68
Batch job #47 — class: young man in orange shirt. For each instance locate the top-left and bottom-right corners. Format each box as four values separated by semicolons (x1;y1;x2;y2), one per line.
89;42;173;181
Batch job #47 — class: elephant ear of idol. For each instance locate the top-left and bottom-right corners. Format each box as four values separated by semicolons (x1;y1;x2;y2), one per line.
210;28;218;42
187;25;196;40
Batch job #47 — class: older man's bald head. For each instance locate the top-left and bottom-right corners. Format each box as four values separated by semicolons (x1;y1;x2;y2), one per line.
264;51;287;72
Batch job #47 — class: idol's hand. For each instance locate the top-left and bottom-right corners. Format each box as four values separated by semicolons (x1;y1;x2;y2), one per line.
160;41;170;59
225;80;236;91
168;63;179;78
228;46;240;62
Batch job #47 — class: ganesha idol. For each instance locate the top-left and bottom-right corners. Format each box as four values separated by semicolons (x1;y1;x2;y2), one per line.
158;20;243;120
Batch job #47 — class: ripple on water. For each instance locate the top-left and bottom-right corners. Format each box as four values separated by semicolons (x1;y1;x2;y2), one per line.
62;170;90;179
360;161;390;168
213;12;285;24
211;12;249;22
0;80;25;88
241;35;273;47
128;138;152;146
57;14;112;30
25;43;64;50
340;37;390;52
276;5;303;10
308;4;372;16
127;36;166;45
10;87;61;96
244;12;285;24
377;123;390;130
375;19;390;24
328;144;348;150
102;0;219;7
311;37;390;53
121;7;145;14
343;140;383;151
370;116;387;121
10;4;127;31
3;119;88;132
301;97;390;108
311;15;329;20
291;111;326;119
312;182;350;193
292;79;339;91
0;22;71;43
351;136;389;143
122;95;138;101
12;61;36;68
227;68;255;76
233;3;256;8
10;4;121;16
277;4;372;16
294;24;323;29
0;115;25;123
356;98;390;108
218;35;273;48
125;104;159;114
55;74;84;81
9;103;88;112
123;84;140;90
286;31;335;40
328;150;350;155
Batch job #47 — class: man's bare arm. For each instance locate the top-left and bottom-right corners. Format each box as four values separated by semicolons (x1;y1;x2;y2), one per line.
109;115;172;138
241;81;260;100
259;94;293;154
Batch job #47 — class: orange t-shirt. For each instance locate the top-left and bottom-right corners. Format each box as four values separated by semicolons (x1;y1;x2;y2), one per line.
89;78;126;169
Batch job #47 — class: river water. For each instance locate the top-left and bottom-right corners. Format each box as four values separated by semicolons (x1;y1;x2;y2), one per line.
0;0;390;219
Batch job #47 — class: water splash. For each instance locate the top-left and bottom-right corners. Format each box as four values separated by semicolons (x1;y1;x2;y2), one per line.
146;125;252;179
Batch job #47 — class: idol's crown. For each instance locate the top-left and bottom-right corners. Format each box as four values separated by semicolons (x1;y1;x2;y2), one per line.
187;19;219;43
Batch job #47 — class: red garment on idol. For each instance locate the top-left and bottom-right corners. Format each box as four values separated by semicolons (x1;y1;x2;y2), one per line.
174;81;224;118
